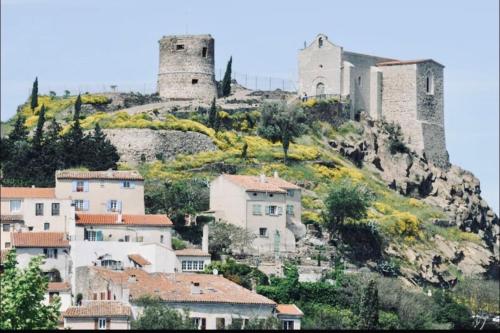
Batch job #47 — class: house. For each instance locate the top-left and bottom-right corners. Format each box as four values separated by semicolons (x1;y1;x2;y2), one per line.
11;232;72;282
75;266;301;330
209;173;305;256
0;187;74;249
55;170;145;215
45;281;72;312
175;224;211;272
63;301;132;330
276;304;304;330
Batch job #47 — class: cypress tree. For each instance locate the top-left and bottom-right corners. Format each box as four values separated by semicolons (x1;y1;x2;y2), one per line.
74;94;82;121
32;105;46;148
359;279;379;329
8;114;29;142
221;56;232;97
86;123;119;170
208;98;217;128
30;77;39;110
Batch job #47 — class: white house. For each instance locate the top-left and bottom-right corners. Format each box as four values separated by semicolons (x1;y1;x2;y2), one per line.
44;281;72;312
209;173;305;256
63;301;132;330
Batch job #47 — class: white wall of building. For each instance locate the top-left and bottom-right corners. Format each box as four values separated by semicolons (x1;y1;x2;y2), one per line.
15;247;72;281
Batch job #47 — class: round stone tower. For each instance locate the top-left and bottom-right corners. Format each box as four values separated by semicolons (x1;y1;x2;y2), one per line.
157;34;218;101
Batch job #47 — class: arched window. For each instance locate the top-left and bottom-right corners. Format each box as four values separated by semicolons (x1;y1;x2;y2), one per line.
318;37;323;48
426;72;434;95
316;82;325;96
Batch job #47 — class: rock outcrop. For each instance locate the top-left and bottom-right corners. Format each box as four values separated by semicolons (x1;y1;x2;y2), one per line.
103;128;217;166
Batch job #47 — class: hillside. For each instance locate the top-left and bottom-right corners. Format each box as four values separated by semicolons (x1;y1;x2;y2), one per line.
2;88;498;288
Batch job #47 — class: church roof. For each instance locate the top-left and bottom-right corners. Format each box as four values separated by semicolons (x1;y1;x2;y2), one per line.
377;59;444;67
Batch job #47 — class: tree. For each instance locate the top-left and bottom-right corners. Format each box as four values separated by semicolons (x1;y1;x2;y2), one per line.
63;90;70;98
62;96;86;166
74;94;82;121
0;250;61;330
131;296;195;330
32;104;46;149
204;259;268;289
49;91;57;99
221;56;232;97
359;279;379;329
432;289;472;330
208;220;256;258
86;123;119;170
8;114;28;142
30;77;38;110
257;102;307;164
208;97;217;128
324;179;373;237
242;316;281;330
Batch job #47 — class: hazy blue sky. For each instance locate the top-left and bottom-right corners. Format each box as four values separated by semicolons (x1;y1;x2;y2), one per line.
2;0;498;212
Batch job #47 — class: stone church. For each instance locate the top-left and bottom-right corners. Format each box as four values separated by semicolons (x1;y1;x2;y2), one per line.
298;34;448;167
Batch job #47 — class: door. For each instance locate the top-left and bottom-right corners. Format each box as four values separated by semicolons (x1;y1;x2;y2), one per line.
316;82;325;96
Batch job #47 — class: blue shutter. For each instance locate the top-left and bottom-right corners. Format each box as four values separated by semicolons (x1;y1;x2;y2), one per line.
96;231;103;241
117;201;122;213
83;200;89;211
72;181;77;192
83;181;89;192
106;200;111;212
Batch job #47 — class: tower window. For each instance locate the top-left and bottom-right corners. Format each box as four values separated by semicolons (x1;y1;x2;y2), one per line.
176;44;185;50
318;37;323;48
358;76;362;87
319;64;323;68
426;72;434;95
192;79;199;84
202;47;207;57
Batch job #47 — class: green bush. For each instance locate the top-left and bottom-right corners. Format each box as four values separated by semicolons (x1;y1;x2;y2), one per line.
171;237;186;250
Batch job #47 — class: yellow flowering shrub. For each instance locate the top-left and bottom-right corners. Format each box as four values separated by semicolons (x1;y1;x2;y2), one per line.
302;98;317;108
302;211;322;224
408;198;424;208
390;211;423;241
301;196;324;210
374;202;393;214
25;115;39;128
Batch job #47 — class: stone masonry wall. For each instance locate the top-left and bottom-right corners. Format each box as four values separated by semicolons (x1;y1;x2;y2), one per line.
103;128;217;166
158;34;217;101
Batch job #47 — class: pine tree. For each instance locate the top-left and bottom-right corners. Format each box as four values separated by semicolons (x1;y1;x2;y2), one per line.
359;279;379;329
208;98;217;128
32;105;46;148
30;77;39;110
86;123;119;170
221;56;232;97
8;114;28;142
74;94;82;121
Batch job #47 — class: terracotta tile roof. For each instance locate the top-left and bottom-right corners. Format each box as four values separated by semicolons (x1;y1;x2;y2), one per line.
128;254;151;266
64;301;132;318
89;267;276;305
12;232;70;248
175;249;211;257
276;304;304;316
56;170;144;181
0;187;55;199
76;213;173;227
377;59;444;67
48;282;71;292
222;174;300;193
0;215;24;223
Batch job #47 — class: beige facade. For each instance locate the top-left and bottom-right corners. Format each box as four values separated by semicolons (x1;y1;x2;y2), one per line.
64;317;130;330
209;174;305;256
55;171;145;215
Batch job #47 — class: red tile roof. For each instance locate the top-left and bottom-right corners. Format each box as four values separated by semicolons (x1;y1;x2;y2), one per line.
376;59;444;67
0;187;55;199
276;304;304;316
48;282;71;292
76;213;173;227
12;232;70;248
128;254;151;266
175;249;211;257
56;170;144;181
0;215;24;222
222;174;300;193
89;267;275;305
64;301;132;318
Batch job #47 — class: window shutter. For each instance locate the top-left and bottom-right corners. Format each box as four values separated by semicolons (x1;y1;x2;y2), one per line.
83;181;89;192
72;181;77;192
265;206;270;215
106;200;111;212
84;228;88;240
96;231;103;241
43;248;48;256
120;181;124;189
83;200;89;211
277;207;283;215
54;249;58;259
130;182;136;189
117;201;122;213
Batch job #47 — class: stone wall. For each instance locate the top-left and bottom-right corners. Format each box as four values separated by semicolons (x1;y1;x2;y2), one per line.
158;34;217;101
102;128;217;166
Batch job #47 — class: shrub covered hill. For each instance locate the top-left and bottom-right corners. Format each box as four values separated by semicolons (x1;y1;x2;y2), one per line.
1;84;498;289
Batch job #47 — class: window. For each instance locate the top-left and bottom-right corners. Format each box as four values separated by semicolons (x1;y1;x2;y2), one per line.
266;205;281;216
44;248;58;259
426;72;434;95
252;192;258;196
182;261;187;270
101;259;122;270
232;318;244;329
252;204;262;215
187;261;193;270
319;64;323;68
35;203;44;216
193;318;206;330
44;222;50;231
108;200;119;212
287;190;294;197
182;260;204;271
216;318;226;329
259;228;268;237
121;181;134;189
160;235;164;243
318;37;323;48
76;180;85;192
283;320;294;330
269;193;274;198
51;203;60;216
192;79;199;84
98;318;107;330
2;224;10;232
10;200;21;213
192;261;199;270
176;44;184;50
202;47;207;57
73;200;88;211
286;204;294;216
100;292;106;300
5;242;11;248
358;76;362;86
86;230;103;241
124;235;130;242
28;226;34;231
198;261;204;270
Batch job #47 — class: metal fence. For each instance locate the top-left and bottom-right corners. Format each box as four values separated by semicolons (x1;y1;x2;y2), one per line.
217;69;297;92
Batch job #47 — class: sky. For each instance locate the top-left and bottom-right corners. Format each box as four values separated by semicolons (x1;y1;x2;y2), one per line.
1;0;498;213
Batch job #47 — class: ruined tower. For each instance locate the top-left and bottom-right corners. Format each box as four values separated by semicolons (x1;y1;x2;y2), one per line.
157;34;217;101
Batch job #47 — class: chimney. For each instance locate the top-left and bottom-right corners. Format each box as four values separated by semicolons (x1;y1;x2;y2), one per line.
259;174;266;183
190;282;202;295
273;171;279;179
202;224;209;253
117;214;123;224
